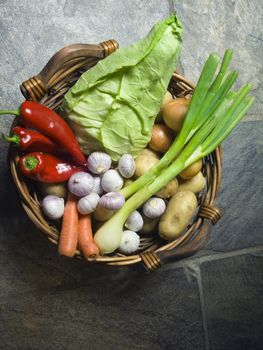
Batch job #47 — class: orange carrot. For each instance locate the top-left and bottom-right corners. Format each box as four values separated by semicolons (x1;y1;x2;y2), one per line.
78;214;99;260
58;192;78;258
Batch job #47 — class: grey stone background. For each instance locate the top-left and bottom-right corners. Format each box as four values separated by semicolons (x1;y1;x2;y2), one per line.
0;1;262;349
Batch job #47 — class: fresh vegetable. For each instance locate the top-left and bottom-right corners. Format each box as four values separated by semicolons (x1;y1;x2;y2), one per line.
0;101;86;165
156;91;174;123
87;152;111;174
92;176;103;195
58;192;78;257
142;197;166;219
93;204;114;222
62;15;183;161
156;178;178;198
38;182;68;199
118;154;136;178
134;148;159;178
101;169;123;192
94;50;254;254
99;192;125;210
159;191;197;239
178;171;206;193
120;49;241;200
141;215;159;235
2;126;61;154
77;192;100;215
179;159;202;179
78;214;99;260
125;210;144;231
149;124;174;153
41;195;64;220
68;172;94;197
162;97;190;132
118;230;140;254
18;152;83;183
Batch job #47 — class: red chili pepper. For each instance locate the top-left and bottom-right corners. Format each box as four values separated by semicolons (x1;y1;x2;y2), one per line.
2;126;61;154
18;152;84;183
0;101;86;165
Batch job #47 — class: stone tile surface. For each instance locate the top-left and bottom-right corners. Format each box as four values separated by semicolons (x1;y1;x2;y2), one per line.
0;265;205;350
0;1;263;349
175;0;263;120
207;121;263;252
200;251;263;350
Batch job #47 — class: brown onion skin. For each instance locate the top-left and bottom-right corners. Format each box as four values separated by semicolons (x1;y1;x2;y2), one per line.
149;124;174;153
162;98;190;132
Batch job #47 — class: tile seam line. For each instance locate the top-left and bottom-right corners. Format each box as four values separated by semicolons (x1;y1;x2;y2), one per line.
196;266;210;350
159;244;263;272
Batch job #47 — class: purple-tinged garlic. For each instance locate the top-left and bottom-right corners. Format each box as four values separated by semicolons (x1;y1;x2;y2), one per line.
142;197;166;218
99;192;125;210
87;152;111;175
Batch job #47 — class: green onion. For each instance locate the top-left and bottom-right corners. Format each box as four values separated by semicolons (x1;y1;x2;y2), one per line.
94;51;254;254
121;50;237;199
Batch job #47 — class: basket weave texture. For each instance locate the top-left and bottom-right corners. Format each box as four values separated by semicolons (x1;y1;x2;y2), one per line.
8;40;222;271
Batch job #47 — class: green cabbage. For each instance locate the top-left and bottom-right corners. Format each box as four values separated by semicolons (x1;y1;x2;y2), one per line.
62;14;183;161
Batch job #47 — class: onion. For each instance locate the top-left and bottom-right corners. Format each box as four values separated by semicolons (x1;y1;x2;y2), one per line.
143;197;166;218
101;169;123;192
77;193;100;215
68;172;94;197
87;152;111;175
41;195;64;220
99;192;125;210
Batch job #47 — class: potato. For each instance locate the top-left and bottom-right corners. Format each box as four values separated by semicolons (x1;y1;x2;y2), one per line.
134;148;160;178
155;91;173;123
156;177;178;198
141;214;159;235
159;191;197;240
178;171;206;193
38;182;68;199
179;159;203;180
162;97;190;132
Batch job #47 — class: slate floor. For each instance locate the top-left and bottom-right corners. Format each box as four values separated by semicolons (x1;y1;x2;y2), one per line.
0;1;262;349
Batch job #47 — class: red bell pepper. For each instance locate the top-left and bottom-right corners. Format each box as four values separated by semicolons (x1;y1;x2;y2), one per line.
2;126;61;154
18;152;84;183
0;101;86;165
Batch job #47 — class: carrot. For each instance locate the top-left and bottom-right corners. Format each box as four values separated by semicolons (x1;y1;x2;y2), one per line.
58;192;78;258
78;214;99;260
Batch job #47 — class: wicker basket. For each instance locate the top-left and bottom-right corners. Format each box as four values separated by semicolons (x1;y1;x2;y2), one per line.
7;40;222;272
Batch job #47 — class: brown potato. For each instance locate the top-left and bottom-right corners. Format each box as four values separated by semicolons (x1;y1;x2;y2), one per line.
162;97;190;132
134;148;160;178
159;191;197;240
178;171;206;194
141;214;159;235
93;204;114;222
149;124;174;153
156;178;178;198
179;159;203;180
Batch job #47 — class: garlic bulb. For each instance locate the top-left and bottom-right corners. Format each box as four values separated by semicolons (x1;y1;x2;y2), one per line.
125;210;143;231
41;195;64;220
143;197;166;218
99;192;125;210
118;154;136;178
77;192;100;215
119;230;140;254
92;176;104;195
68;172;94;197
101;169;123;192
87;152;111;174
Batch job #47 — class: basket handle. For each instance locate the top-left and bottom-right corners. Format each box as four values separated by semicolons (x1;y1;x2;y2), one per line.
20;40;119;101
140;203;223;272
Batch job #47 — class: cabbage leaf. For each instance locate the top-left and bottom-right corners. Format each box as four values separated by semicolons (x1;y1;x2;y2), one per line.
62;14;183;161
